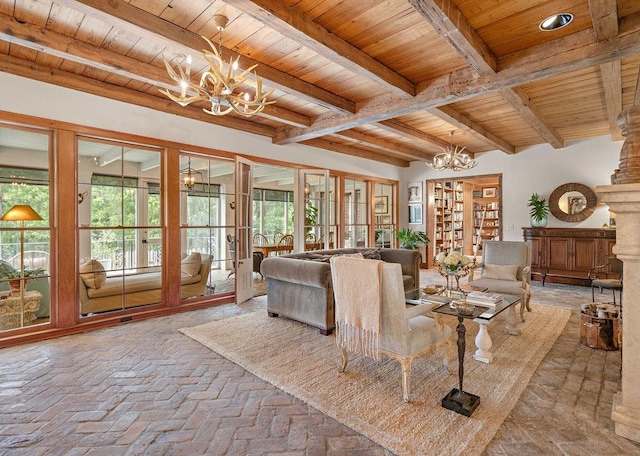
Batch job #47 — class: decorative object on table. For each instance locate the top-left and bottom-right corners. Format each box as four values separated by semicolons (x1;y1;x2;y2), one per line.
434;251;474;291
527;193;549;227
425;131;477;171
0;204;43;327
160;14;275;117
465;291;503;307
396;228;429;250
0;263;45;296
449;297;475;315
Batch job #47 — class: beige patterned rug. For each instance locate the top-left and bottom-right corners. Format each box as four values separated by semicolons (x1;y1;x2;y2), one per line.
180;304;570;455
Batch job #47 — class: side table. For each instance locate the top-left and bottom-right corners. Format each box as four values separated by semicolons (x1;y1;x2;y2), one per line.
432;302;489;417
0;291;42;330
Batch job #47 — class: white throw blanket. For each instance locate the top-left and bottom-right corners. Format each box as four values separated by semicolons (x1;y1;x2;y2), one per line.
330;256;383;360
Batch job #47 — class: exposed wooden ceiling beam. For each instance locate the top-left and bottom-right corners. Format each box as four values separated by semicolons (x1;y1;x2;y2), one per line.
275;28;640;144
0;13;311;129
0;53;275;137
332;130;434;161
408;0;497;73
430;106;515;154
589;0;619;40
409;0;563;149
232;0;415;97
496;88;563;149
374;120;448;151
55;0;356;114
300;139;410;167
589;0;623;141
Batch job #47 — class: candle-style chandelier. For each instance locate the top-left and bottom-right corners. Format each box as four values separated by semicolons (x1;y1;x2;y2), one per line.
426;131;477;171
181;157;203;191
160;14;275;117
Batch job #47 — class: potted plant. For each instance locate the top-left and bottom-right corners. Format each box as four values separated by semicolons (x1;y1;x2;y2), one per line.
0;263;45;296
395;228;429;249
528;193;549;227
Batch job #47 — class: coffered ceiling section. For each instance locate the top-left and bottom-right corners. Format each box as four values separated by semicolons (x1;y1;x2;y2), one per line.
1;0;639;167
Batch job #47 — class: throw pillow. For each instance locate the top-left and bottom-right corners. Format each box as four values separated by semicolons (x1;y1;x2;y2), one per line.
481;263;519;281
360;248;382;260
181;252;202;277
79;259;107;289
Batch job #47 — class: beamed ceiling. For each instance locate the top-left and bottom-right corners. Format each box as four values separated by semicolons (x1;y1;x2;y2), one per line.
1;0;640;167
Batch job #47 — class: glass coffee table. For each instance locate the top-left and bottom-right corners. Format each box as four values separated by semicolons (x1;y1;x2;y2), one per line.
406;288;522;364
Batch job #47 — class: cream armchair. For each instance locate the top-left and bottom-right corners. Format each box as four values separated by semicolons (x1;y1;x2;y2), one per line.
469;241;531;321
330;256;453;403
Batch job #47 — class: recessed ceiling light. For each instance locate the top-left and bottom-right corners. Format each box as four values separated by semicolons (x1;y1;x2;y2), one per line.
539;13;574;31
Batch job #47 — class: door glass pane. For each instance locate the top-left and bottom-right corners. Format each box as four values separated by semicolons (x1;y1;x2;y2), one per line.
180;154;233;296
0;125;52;331
304;173;326;251
78;139;162;316
374;182;396;248
344;178;368;248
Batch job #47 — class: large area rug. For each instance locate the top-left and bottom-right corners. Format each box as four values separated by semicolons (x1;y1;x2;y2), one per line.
180;303;570;455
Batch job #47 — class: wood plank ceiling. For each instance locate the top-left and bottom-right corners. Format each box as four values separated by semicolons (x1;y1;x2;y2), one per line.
1;0;639;167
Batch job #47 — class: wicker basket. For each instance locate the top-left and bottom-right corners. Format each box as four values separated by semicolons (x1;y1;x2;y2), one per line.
580;313;619;350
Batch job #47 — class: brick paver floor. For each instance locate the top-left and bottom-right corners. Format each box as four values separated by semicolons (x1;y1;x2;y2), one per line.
0;271;639;455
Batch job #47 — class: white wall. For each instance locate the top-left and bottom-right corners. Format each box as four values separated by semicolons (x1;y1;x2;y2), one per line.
0;72;625;243
0;72;400;181
402;136;623;241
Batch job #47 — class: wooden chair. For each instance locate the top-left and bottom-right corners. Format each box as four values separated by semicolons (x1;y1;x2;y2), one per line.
589;257;623;311
273;232;284;244
253;233;269;246
330;256;452;402
276;234;294;255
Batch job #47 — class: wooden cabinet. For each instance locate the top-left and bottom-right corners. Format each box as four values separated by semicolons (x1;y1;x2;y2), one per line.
522;228;616;285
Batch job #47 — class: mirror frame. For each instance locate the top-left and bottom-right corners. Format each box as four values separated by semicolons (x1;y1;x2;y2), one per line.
549;182;598;222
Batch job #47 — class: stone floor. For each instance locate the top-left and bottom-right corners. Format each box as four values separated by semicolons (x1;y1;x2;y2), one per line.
0;270;638;455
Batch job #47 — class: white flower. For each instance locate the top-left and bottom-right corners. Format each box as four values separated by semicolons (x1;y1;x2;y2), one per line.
437;251;472;267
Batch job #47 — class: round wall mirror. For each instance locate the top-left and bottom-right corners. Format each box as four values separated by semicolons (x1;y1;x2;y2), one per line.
549;183;598;222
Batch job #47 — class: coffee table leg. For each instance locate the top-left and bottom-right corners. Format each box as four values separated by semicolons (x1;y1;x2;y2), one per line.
473;318;493;363
505;304;521;336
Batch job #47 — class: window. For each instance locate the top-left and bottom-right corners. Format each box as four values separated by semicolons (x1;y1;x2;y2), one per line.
253;188;294;242
0;125;52;331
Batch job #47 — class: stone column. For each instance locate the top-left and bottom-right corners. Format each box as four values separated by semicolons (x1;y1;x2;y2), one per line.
597;106;640;442
597;184;640;442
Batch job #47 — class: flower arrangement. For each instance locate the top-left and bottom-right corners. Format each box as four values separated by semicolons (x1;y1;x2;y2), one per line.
435;251;472;274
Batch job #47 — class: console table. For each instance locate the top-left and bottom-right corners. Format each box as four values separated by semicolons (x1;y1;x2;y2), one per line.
523;227;616;286
0;291;42;330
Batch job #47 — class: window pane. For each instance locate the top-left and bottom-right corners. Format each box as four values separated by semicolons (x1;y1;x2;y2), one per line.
0;125;51;331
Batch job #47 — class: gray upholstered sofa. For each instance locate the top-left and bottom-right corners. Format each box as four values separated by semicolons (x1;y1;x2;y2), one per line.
260;247;420;335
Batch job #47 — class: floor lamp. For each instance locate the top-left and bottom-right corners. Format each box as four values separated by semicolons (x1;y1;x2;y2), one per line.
0;205;43;327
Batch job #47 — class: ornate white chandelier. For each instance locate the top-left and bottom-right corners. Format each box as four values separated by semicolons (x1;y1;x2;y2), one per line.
160;15;275;117
426;131;477;171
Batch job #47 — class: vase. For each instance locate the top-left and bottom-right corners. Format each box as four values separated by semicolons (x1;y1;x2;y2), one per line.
531;217;547;228
9;279;23;297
